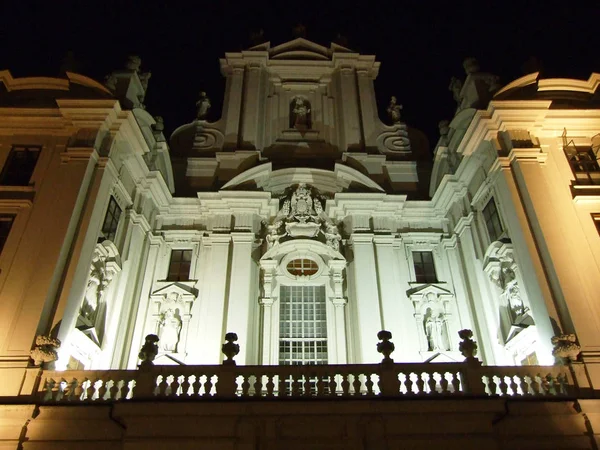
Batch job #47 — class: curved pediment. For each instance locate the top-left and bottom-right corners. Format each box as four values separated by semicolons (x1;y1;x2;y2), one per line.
246;38;354;61
221;163;385;195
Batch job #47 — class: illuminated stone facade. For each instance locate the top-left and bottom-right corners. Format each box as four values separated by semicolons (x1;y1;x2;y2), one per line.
0;39;600;448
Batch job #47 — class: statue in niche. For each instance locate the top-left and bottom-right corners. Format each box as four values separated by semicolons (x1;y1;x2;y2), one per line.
387;96;403;124
324;222;341;251
159;309;182;353
507;283;525;318
424;308;449;351
290;97;312;129
81;259;109;323
196;91;211;120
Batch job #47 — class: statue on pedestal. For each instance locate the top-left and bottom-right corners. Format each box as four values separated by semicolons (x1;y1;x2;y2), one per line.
196;92;211;120
387;96;403;124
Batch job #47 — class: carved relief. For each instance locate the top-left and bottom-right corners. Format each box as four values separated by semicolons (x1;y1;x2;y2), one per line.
265;183;341;251
77;241;121;346
289;96;312;129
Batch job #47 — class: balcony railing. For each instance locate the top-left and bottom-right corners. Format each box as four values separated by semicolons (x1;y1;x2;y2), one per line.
36;361;572;403
22;329;580;404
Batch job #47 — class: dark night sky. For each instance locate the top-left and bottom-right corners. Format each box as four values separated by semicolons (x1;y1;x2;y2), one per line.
1;0;599;148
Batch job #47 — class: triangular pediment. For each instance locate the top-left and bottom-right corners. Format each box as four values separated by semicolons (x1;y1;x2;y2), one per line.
151;282;197;297
269;38;331;60
406;284;453;297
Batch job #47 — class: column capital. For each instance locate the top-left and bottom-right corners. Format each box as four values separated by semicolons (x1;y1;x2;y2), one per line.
349;233;374;245
230;232;255;244
210;234;232;245
331;297;347;307
259;297;274;306
373;235;394;246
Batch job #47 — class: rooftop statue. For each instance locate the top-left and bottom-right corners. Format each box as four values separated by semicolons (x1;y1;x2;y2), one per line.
196;91;211;120
387;96;403;124
125;55;142;72
449;77;463;104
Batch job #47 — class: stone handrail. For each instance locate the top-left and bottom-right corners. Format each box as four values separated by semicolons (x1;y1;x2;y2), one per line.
35;362;574;403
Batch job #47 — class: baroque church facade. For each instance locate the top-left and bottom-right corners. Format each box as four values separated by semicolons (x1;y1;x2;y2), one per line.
1;38;600;448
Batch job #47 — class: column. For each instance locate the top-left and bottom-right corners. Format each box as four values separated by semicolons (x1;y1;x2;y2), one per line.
373;235;402;339
348;234;382;363
103;211;151;369
337;68;362;151
225;232;256;365
222;66;245;149
491;153;564;364
54;158;118;369
329;259;348;364
356;69;378;150
455;215;502;365
259;260;277;365
240;64;265;150
195;235;231;364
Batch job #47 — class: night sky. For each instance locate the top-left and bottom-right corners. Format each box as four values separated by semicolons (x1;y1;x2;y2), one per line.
1;0;598;148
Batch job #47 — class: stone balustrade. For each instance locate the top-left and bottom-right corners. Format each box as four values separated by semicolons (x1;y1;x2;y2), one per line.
25;330;576;403
35;362;572;403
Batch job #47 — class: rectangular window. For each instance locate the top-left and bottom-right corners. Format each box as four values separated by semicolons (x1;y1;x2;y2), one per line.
520;352;538;366
167;249;192;281
413;251;437;283
0;215;15;254
100;197;122;242
592;214;600;235
279;285;327;365
483;199;504;242
0;146;41;186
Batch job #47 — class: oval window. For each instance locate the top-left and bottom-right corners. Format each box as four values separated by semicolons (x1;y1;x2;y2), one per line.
286;258;319;276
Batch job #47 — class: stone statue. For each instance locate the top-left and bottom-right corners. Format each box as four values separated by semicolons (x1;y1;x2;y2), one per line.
159;309;182;352
104;74;118;91
292;23;307;38
463;57;480;75
196;92;211;120
551;334;581;364
152;116;164;133
387;96;403;124
324;221;341;251
449;77;463;104
291;97;311;129
139;334;159;368
81;260;109;323
125;55;142;72
425;310;449;351
507;283;525;317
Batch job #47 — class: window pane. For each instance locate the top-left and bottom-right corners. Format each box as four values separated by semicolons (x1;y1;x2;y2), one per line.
413;251;437;283
0;215;15;254
101;197;122;242
167;249;193;281
483;199;504;242
0;146;41;186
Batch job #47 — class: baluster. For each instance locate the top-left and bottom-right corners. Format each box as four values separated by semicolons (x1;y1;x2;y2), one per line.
278;373;288;397
253;375;263;397
352;373;362;396
121;378;133;400
415;373;425;395
170;375;181;398
85;378;96;401
43;378;56;402
64;378;77;402
291;374;301;397
180;375;191;398
204;373;214;397
157;375;169;397
73;377;85;401
557;373;568;395
329;375;338;397
97;380;108;401
518;375;529;396
427;373;437;394
341;374;350;396
303;374;311;397
109;379;120;400
265;374;275;397
490;375;502;396
404;373;414;395
241;375;251;396
545;374;558;396
450;372;461;394
191;375;201;397
365;373;374;396
508;375;519;396
529;375;541;396
498;376;509;396
438;373;449;394
315;376;325;397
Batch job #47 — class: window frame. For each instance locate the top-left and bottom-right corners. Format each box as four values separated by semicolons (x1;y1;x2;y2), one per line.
166;249;193;282
482;198;505;243
0;214;15;255
0;145;41;187
99;196;122;243
412;251;438;284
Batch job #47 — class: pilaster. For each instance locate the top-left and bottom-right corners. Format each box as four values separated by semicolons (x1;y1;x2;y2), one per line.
348;233;382;363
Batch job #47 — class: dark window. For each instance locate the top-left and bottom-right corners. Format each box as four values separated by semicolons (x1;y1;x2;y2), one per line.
413;251;437;283
167;249;192;281
286;258;319;276
483;199;504;242
100;197;122;242
0;146;41;186
0;215;14;254
592;214;600;235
